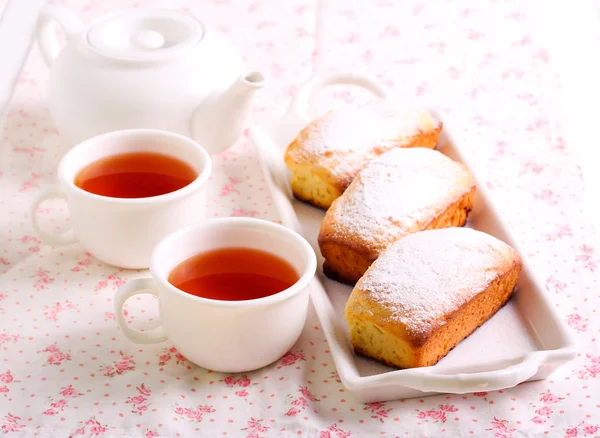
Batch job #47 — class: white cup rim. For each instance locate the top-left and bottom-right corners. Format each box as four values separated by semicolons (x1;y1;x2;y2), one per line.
150;217;317;308
57;128;212;204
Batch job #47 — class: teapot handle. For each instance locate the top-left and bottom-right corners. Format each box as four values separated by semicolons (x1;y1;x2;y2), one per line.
37;5;84;67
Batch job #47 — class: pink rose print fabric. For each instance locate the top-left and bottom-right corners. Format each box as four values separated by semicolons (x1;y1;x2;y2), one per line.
0;0;598;436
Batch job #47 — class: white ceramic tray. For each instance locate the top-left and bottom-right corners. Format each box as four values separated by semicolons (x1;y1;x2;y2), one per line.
250;73;577;403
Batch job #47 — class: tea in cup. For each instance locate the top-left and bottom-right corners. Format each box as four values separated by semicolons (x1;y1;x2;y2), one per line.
30;129;212;269
114;217;317;373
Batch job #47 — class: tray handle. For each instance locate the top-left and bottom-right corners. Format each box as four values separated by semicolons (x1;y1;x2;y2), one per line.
390;356;542;394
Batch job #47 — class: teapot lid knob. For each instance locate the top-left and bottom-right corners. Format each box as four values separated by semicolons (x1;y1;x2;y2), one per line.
86;9;204;61
133;29;165;50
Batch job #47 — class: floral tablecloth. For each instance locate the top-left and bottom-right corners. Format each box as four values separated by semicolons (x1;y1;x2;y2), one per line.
1;0;599;437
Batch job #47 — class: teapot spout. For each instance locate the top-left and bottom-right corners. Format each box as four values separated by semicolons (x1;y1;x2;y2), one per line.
191;71;266;155
241;71;267;89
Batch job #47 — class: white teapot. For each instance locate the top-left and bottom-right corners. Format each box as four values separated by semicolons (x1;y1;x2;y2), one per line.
37;6;265;155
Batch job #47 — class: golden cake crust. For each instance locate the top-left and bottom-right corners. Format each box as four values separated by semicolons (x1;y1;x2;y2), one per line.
344;228;522;369
284;104;442;209
318;148;476;284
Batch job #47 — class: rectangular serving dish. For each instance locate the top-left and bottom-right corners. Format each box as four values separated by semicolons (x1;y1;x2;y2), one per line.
250;73;577;402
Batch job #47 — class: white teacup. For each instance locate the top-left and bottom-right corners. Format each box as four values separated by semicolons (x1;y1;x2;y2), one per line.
30;129;212;269
114;217;317;373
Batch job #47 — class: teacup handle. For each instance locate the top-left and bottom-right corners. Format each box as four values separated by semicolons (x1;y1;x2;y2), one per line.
287;73;391;122
114;278;168;344
30;186;78;246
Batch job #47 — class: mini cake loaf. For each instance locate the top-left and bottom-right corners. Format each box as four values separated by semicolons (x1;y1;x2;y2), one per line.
318;147;476;284
344;228;522;369
284;103;442;209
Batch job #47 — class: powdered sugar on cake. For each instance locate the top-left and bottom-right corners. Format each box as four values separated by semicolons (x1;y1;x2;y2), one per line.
330;148;473;248
290;102;440;178
356;228;514;341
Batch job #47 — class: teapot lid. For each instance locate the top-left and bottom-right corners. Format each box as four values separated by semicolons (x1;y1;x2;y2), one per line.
85;9;204;61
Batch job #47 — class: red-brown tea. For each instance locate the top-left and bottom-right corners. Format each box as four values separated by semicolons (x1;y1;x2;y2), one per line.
168;247;299;301
74;152;197;198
